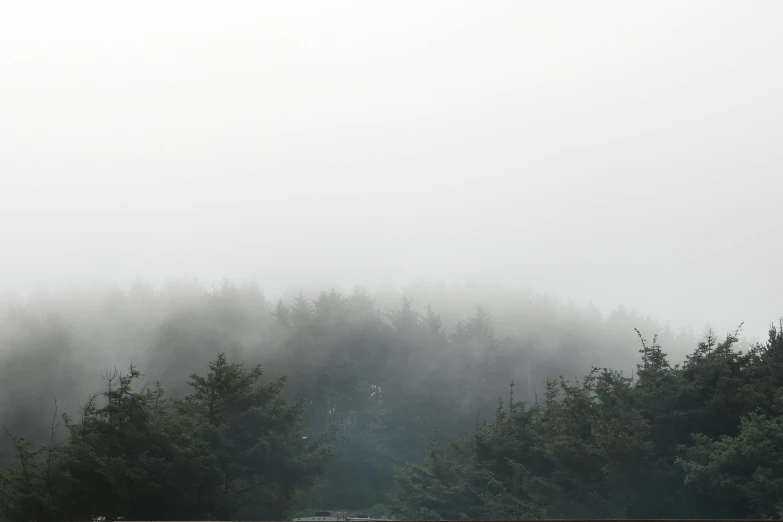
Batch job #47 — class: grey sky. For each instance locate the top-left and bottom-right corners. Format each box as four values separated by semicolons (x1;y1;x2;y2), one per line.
1;1;781;338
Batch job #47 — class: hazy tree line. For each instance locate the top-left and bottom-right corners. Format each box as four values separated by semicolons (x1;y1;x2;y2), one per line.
0;353;333;521
1;280;773;520
392;323;783;519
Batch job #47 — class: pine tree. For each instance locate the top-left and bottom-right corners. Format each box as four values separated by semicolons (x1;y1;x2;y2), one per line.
290;292;314;328
273;299;292;329
388;297;420;334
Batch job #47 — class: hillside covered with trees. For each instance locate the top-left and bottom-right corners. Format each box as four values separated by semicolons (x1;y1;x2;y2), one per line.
0;281;778;520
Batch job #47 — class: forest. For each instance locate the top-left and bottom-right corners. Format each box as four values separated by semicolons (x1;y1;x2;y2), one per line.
0;280;780;520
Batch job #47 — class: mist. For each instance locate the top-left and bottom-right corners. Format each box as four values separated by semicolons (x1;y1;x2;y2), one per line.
1;3;782;518
1;1;781;339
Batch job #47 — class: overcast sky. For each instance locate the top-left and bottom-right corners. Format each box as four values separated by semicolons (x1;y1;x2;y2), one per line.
1;1;781;337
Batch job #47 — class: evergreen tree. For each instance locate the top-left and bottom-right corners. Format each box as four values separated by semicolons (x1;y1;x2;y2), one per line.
290;292;314;329
273;299;292;330
0;355;333;522
389;297;420;335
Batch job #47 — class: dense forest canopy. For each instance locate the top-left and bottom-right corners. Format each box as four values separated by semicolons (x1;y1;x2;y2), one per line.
0;280;778;520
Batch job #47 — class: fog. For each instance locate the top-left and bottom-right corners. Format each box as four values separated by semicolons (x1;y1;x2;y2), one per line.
2;1;782;337
2;6;783;518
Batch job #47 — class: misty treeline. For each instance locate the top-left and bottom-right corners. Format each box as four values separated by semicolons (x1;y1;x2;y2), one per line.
0;354;333;521
0;280;775;520
392;323;783;520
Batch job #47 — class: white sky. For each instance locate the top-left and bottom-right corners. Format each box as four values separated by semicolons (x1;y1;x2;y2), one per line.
1;1;781;337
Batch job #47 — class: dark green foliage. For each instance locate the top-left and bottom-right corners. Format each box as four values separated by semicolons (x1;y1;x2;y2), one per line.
1;282;779;520
392;321;783;520
0;354;332;521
